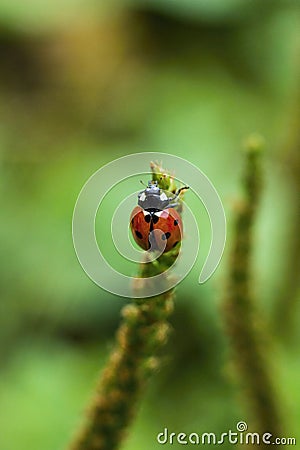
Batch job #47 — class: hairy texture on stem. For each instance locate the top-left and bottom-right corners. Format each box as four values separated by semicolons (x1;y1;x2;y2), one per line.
68;163;184;450
223;135;283;447
69;291;174;450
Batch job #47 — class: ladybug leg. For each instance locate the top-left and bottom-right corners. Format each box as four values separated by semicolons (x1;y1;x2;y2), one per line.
169;186;189;202
175;186;189;196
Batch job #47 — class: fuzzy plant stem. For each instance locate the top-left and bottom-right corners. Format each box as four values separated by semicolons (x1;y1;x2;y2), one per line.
68;164;183;450
223;136;283;444
69;288;174;450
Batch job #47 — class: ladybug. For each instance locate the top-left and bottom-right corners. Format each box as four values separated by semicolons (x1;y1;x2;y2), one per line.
130;181;188;253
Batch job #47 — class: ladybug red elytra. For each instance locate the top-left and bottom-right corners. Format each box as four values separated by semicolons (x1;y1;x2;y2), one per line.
130;181;188;253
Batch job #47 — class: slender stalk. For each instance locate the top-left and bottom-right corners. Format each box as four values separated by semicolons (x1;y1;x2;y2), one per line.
69;291;174;450
222;135;283;445
68;164;184;450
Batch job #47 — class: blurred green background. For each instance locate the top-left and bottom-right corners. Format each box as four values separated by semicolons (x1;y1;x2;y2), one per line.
1;1;300;449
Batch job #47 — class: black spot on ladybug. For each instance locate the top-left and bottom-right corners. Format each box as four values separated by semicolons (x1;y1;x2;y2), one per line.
162;232;171;240
131;218;134;225
135;230;143;239
174;219;178;226
144;214;151;223
172;241;179;248
152;215;159;224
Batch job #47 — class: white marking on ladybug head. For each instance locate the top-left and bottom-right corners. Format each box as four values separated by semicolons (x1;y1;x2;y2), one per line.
139;192;146;202
160;192;168;201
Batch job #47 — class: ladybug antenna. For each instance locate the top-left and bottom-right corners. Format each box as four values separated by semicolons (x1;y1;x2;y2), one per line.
139;180;147;187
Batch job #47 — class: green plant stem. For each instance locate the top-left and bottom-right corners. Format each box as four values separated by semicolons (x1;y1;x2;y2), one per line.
68;164;183;450
69;287;174;450
223;136;283;445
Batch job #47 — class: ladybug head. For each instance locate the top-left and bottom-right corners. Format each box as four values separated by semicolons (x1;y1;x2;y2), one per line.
138;180;170;211
145;180;160;193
